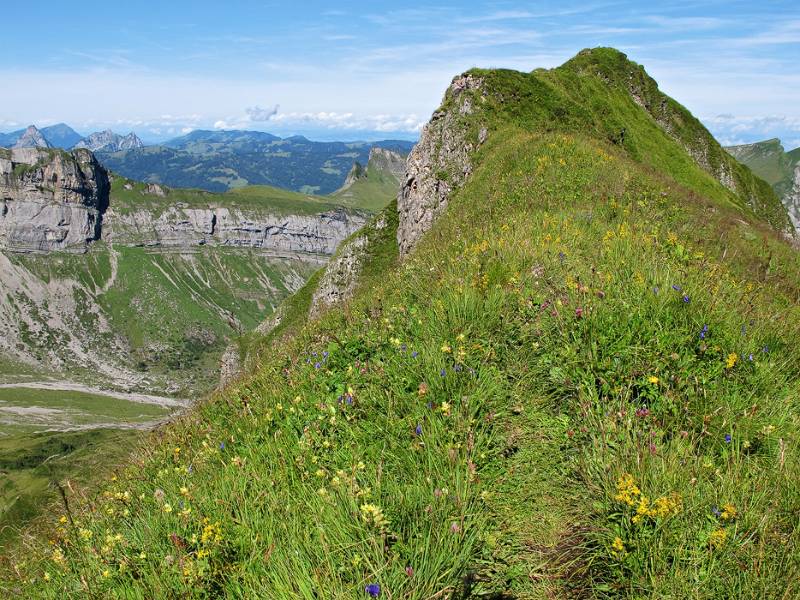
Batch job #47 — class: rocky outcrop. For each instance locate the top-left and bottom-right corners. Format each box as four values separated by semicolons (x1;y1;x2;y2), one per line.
75;130;144;152
397;74;487;257
0;148;110;252
788;164;800;230
368;148;406;182
13;126;51;149
105;206;366;254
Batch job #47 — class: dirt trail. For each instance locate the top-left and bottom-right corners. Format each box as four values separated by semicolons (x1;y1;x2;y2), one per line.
0;381;188;409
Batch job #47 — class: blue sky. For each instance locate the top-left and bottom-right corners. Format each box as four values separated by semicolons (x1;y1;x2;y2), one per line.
1;1;798;147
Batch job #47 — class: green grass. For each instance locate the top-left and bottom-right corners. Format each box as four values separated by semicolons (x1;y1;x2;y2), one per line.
4;50;800;598
9;128;800;598
0;429;143;549
332;163;401;212
110;176;369;217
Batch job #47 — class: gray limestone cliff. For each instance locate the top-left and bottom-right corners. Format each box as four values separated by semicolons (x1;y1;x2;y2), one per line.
397;74;487;257
105;205;366;255
0;148;109;252
788;164;800;230
75;130;144;152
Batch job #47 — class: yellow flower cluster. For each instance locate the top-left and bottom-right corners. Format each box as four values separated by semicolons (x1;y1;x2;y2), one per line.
632;493;682;524
615;473;682;524
726;353;738;369
360;503;389;532
200;519;223;545
614;473;641;506
720;503;737;521
709;528;728;549
611;536;626;558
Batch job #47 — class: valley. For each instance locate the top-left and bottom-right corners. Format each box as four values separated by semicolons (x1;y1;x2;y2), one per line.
0;141;404;546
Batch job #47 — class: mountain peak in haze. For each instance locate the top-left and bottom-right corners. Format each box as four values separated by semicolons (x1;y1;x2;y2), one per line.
74;130;144;152
12;125;52;149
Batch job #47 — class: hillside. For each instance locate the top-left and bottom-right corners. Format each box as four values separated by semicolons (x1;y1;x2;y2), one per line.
0;147;389;545
726;138;800;229
96;132;415;195
6;48;800;599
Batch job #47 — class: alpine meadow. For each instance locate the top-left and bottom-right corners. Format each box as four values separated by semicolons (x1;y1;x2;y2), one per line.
1;3;800;599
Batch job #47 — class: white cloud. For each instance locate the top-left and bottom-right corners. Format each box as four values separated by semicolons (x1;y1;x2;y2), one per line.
245;104;279;121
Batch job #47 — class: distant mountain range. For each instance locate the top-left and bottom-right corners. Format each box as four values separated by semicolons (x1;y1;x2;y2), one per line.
725;138;800;230
0;124;415;195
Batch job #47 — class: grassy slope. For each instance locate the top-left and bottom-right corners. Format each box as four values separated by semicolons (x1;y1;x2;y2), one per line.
6;52;800;598
332;163;402;213
727;139;799;199
463;48;788;231
10;129;800;598
109;176;358;217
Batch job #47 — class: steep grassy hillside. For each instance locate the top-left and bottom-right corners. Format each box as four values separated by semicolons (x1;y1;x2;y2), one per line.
6;50;800;598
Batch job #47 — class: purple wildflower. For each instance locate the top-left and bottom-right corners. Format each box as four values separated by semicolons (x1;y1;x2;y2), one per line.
219;442;225;450
440;368;446;377
411;351;419;358
365;584;380;597
683;295;690;303
700;324;708;339
725;434;731;443
749;353;754;361
672;284;682;291
653;286;659;294
712;506;721;518
314;362;321;369
415;423;422;436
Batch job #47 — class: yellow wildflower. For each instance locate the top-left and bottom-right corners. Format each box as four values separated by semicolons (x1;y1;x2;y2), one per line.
162;504;172;514
614;473;641;506
726;353;738;369
709;528;728;549
648;376;659;385
441;344;452;354
720;503;737;521
611;537;625;554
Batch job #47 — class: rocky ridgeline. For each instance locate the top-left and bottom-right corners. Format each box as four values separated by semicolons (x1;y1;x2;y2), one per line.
0;148;366;255
0;147;109;252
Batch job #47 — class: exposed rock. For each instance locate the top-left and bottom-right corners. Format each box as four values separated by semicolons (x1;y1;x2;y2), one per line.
0;148;110;252
367;147;406;182
75;130;144;152
12;126;52;149
309;210;390;318
145;183;167;197
219;345;241;388
340;162;367;191
105;206;366;254
397;74;486;257
787;163;800;230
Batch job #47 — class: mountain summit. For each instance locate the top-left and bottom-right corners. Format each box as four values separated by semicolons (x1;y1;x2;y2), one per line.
12;125;52;149
74;129;144;152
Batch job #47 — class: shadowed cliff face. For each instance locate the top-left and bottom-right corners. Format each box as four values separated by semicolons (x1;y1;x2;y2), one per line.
0;148;110;253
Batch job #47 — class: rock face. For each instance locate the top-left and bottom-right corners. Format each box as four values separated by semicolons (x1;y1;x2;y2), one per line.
75;130;144;152
367;147;406;182
0;148;110;252
12;126;52;149
788;164;800;230
397;74;487;257
106;206;366;254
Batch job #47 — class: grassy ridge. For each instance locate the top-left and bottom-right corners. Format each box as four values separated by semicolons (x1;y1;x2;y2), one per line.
9;126;800;597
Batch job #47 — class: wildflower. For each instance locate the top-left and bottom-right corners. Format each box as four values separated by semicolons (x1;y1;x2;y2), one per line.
743;440;751;449
700;324;708;339
575;307;584;318
180;486;189;497
614;473;641;506
725;434;731;444
405;566;414;577
712;506;722;518
683;295;690;303
635;407;650;418
415;424;422;436
450;522;462;533
720;503;737;521
653;287;659;294
360;504;389;531
418;383;428;396
162;504;173;513
441;344;452;354
648;376;659;385
725;353;738;369
440;369;446;377
314;362;321;369
611;537;625;553
672;284;682;291
139;552;147;560
59;516;68;524
709;528;728;549
411;351;419;358
102;569;111;579
43;572;51;582
365;584;381;597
